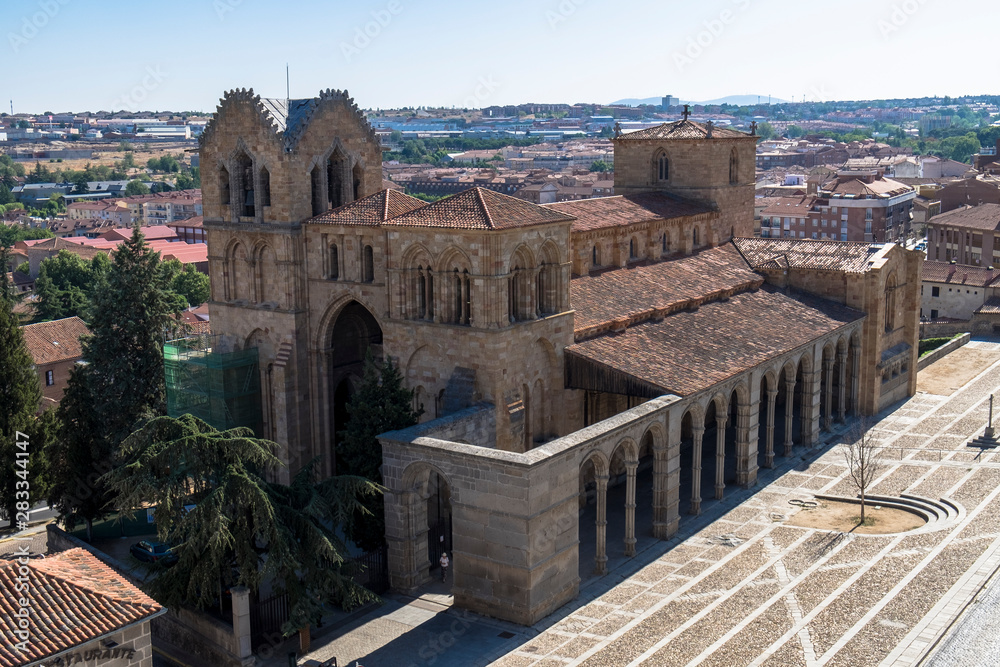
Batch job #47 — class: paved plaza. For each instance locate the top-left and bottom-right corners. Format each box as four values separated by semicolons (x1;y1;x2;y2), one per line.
301;338;1000;667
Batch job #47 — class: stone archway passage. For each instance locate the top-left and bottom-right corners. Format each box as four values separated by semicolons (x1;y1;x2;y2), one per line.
328;301;383;454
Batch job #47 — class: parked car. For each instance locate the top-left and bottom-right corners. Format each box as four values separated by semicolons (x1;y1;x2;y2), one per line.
129;540;178;566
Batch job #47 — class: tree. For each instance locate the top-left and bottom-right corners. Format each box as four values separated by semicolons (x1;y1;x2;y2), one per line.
33;251;95;322
843;419;886;523
0;184;12;205
124;179;150;196
172;264;211;308
0;249;50;524
757;122;777;140
71;175;90;194
337;353;420;550
590;160;612;173
48;227;175;537
102;415;381;631
121;152;136;171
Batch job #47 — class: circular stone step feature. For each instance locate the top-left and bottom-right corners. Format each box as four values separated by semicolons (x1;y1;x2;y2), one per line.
810;494;963;535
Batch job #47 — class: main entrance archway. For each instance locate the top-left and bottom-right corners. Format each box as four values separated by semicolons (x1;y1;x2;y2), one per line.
327;301;383;465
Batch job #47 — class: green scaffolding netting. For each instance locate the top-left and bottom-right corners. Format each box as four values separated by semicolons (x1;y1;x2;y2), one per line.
164;334;262;435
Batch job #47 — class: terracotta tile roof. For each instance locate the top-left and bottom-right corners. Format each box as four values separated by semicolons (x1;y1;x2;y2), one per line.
167;216;204;229
21;316;90;365
307;189;428;226
922;261;1000;287
734;237;885;273
0;548;163;666
567;285;865;397
571;245;762;337
975;296;1000;314
385;187;576;230
928;204;1000;231
819;176;913;198
761;196;819;217
545;193;714;233
615;119;753;141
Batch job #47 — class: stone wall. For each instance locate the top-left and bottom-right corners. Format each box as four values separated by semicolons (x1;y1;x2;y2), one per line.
919;320;973;339
918;333;970;371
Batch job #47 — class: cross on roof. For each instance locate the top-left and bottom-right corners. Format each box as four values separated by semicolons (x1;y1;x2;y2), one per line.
682;105;690;121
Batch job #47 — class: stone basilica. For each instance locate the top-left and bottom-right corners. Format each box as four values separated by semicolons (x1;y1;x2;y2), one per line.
200;88;922;625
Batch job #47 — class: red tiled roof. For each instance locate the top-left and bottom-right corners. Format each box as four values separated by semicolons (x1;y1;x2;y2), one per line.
928;204;1000;231
0;548;164;666
922;260;1000;287
545;193;714;233
167;216;204;229
615;119;754;141
308;189;428;226
385;187;576;230
21;316;90;365
819;176;912;198
567;286;865;397
975;296;1000;315
570;245;761;337
734;237;885;273
761;196;819;217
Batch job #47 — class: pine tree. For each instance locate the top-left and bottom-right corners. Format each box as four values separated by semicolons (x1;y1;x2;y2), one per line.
337;352;421;550
0;249;47;524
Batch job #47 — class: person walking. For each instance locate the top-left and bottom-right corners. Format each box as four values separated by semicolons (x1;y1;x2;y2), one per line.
439;551;450;583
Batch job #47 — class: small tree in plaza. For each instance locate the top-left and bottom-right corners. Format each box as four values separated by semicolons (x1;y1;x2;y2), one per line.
844;418;886;523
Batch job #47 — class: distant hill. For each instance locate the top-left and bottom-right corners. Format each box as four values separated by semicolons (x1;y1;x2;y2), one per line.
611;95;788;107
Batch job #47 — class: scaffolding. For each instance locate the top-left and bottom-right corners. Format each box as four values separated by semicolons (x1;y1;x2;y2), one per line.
164;334;262;435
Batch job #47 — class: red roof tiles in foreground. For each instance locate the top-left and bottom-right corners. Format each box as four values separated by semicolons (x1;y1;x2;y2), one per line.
385;187;576;230
570;245;762;337
567;286;865;398
615;119;753;141
308;189;428;226
20;316;90;365
0;548;164;666
734;237;885;273
545;192;714;233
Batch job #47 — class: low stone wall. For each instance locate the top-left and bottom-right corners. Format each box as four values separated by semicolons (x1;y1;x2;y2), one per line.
919;321;971;339
918;333;971;371
404;402;496;448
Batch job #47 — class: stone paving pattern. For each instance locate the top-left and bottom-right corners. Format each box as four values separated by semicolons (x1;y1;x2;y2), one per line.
489;339;1000;667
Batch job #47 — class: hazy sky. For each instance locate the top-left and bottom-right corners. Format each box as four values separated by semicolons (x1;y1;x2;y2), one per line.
0;0;991;113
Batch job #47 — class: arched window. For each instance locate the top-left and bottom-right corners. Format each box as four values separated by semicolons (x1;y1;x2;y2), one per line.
693;227;700;247
452;268;471;325
884;274;897;332
592;245;600;268
417;266;427;319
328;149;348;209
655;151;669;182
363;245;374;283
234;151;254;218
662;232;669;255
352;162;364;202
311;166;323;216
328;244;339;280
219;166;231;206
629;238;637;260
729;148;739;185
259;166;271;208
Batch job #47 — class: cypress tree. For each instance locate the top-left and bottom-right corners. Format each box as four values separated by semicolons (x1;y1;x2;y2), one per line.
0;248;46;524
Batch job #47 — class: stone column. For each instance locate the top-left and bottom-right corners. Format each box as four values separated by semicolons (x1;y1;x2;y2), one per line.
823;356;834;432
802;369;820;447
595;473;609;574
766;388;777;468
736;403;754;487
851;342;861;416
624;461;637;557
230;586;252;661
691;425;704;515
784;374;796;457
652;446;668;539
837;350;847;422
715;415;727;500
